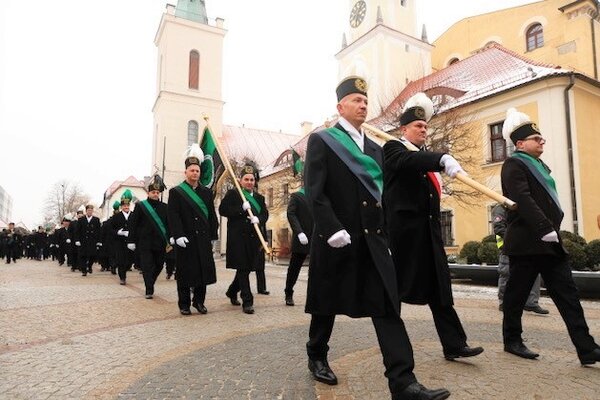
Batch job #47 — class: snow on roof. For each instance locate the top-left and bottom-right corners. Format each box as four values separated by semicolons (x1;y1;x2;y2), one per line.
371;43;571;129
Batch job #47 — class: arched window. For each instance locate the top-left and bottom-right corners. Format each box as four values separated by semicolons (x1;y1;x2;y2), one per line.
187;120;198;146
189;50;199;89
526;23;544;51
447;57;459;66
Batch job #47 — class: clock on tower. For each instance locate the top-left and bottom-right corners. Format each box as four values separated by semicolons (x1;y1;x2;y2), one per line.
349;0;366;28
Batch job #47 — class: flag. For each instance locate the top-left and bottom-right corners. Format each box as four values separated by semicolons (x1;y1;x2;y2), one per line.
291;147;304;177
199;126;223;189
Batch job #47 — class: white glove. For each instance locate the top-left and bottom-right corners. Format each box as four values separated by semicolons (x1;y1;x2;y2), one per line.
440;154;466;178
49;244;54;248
249;216;259;224
541;230;559;243
66;239;71;244
127;243;136;251
327;229;351;248
169;237;175;245
75;241;81;247
242;201;251;211
298;232;309;245
176;237;189;248
96;242;102;247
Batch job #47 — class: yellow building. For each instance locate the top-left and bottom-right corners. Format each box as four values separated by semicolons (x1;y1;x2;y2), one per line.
373;43;600;247
432;0;600;80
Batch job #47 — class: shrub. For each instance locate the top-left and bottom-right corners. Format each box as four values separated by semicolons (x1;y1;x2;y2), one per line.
481;234;497;244
459;241;481;264
477;242;499;265
559;230;586;246
585;239;600;270
563;239;589;271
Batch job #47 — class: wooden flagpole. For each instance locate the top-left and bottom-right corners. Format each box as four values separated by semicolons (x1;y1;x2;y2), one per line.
362;122;517;210
202;115;271;254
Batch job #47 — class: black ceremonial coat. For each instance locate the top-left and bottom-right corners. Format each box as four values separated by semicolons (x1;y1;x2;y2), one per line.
304;125;399;318
287;191;313;255
111;212;133;266
74;216;101;257
501;156;566;257
219;189;268;271
383;139;453;306
168;182;218;286
128;199;169;252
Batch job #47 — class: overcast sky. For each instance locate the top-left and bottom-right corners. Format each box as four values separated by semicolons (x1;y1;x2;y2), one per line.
0;0;535;229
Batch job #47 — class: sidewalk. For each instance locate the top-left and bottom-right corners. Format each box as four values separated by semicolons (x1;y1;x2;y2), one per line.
1;259;599;399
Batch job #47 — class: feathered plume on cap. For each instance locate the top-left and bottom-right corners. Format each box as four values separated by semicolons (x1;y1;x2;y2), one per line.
63;213;73;222
502;107;541;144
184;143;204;169
400;92;434;126
112;200;121;211
148;174;166;192
120;189;133;205
77;205;85;213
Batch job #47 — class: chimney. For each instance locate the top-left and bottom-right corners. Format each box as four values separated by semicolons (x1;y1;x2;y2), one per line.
300;121;313;136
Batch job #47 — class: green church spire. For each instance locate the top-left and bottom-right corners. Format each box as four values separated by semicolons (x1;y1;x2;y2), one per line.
175;0;208;24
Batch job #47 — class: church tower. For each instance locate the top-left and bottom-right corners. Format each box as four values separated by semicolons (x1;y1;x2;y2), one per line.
152;0;226;191
337;0;432;116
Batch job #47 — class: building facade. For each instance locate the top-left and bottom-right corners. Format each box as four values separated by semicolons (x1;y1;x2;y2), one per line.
0;185;13;224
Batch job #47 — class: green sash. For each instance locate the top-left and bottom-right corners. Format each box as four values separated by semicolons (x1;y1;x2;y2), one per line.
139;200;168;243
297;187;305;195
177;182;209;219
512;151;561;211
325;127;383;194
242;189;262;213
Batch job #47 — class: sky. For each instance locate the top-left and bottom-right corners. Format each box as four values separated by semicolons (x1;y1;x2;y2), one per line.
0;0;536;229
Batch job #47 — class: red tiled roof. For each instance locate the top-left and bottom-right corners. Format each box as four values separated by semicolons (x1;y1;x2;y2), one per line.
371;43;570;127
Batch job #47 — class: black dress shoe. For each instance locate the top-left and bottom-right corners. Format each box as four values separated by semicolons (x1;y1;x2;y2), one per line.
82;272;87;276
504;342;539;359
524;305;550;314
285;294;294;306
193;303;208;314
242;305;255;314
308;359;338;385
579;348;600;365
119;280;126;285
444;345;484;360
258;290;270;295
393;382;450;400
226;291;241;306
180;309;191;315
145;294;153;299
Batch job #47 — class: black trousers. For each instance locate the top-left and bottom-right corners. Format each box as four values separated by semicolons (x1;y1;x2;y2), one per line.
307;310;417;395
426;302;468;352
165;257;176;276
79;255;94;272
503;254;597;355
5;247;17;263
140;248;165;295
177;280;206;310
285;252;307;295
228;270;253;306
254;252;267;292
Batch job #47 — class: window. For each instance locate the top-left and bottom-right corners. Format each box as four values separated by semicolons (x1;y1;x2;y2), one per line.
401;0;407;6
187;120;199;146
487;205;495;235
526;23;543;51
490;121;507;162
189;50;199;89
447;57;459;66
440;210;454;246
267;188;273;207
282;184;289;205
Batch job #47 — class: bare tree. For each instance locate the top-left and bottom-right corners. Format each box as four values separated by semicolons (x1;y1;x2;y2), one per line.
43;180;91;225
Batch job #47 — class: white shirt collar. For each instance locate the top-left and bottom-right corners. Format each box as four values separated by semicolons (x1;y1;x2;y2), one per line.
338;117;364;152
86;216;92;222
122;211;130;220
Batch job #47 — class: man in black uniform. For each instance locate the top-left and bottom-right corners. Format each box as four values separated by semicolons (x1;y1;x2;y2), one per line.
54;217;70;266
112;190;134;285
4;222;20;264
382;92;483;362
128;175;170;299
74;205;101;276
67;209;83;270
219;165;268;315
284;186;312;306
168;144;219;315
500;107;600;364
303;76;449;400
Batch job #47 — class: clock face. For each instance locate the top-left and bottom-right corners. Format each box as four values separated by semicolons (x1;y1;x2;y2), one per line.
349;0;367;28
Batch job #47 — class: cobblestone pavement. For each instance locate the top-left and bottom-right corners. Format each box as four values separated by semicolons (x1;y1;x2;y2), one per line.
1;259;600;399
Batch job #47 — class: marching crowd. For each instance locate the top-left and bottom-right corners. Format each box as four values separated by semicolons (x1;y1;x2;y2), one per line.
2;75;600;400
